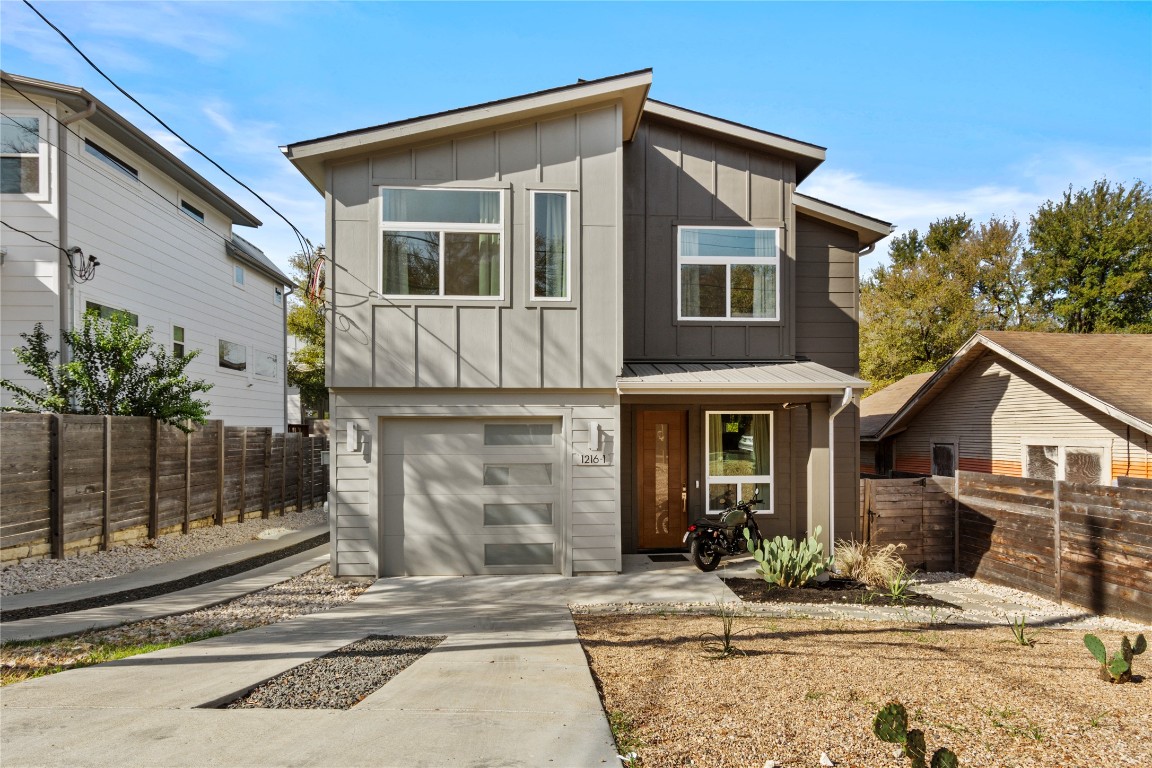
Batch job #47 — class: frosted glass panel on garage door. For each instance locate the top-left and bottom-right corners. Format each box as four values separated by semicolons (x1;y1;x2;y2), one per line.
483;463;553;486
484;423;554;446
484;542;554;566
484;503;554;526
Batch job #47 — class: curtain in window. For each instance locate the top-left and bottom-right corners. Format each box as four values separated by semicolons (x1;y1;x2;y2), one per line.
535;193;567;298
753;231;776;318
752;413;771;476
478;233;500;296
708;413;724;470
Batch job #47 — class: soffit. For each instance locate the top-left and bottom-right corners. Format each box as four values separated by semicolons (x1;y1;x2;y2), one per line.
1;72;261;228
794;193;894;247
618;361;866;394
284;70;653;193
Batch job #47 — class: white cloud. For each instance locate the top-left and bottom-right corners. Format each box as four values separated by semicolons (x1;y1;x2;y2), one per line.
146;130;192;159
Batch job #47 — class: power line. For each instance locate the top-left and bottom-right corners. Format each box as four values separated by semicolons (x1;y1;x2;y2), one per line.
1;220;99;282
22;0;314;260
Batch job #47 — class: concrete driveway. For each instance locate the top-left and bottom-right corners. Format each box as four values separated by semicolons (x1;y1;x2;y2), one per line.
0;559;738;768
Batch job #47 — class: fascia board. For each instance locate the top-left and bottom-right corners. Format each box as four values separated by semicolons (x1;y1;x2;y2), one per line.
1;72;262;228
284;72;653;184
794;193;894;246
643;100;826;181
226;241;292;285
616;381;867;395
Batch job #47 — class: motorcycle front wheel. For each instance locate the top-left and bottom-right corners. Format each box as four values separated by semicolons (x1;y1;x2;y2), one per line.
689;538;723;572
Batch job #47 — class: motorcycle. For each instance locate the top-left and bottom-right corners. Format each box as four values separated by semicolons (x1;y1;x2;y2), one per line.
682;494;765;572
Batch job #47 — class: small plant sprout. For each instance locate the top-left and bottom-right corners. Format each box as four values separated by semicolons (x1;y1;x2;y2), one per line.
873;701;959;768
886;567;915;605
699;599;751;659
1083;633;1146;683
1006;615;1037;647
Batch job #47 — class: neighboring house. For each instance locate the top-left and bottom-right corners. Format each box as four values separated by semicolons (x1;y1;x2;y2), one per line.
1;72;291;430
861;331;1152;483
283;69;892;577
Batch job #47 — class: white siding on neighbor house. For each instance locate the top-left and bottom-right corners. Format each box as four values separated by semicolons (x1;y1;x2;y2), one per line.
0;94;286;429
329;390;620;577
892;353;1152;480
1;93;61;407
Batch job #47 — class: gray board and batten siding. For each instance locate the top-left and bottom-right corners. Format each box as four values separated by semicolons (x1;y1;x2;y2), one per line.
325;104;624;392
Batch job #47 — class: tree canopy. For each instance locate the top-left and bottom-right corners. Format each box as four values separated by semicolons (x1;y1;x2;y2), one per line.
286;245;328;419
1;313;212;430
861;179;1151;393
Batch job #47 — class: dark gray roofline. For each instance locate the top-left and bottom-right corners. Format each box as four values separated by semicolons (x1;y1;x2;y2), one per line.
1;72;261;228
227;234;291;285
645;98;826;152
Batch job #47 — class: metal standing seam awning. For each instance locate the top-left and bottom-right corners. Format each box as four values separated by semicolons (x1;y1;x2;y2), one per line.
617;361;868;395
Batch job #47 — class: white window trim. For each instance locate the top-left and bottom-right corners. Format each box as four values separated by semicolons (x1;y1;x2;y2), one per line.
274;286;284;306
180;199;205;222
530;190;571;302
703;410;774;515
1020;439;1113;484
378;186;506;301
233;263;246;288
1;108;51;201
254;348;279;379
217;338;248;374
677;225;781;322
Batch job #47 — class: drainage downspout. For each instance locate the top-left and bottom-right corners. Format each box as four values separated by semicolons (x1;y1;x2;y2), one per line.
56;99;98;361
828;386;854;553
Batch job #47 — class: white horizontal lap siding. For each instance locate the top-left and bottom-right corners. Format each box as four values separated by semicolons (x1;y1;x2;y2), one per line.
893;355;1152;479
63;124;284;428
570;405;620;573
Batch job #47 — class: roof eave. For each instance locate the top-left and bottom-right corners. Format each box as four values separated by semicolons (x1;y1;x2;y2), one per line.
1;72;262;228
225;241;292;286
283;70;654;193
617;380;868;395
794;193;894;247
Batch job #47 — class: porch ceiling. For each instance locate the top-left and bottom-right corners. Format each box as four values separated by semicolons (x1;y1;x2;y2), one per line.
617;361;867;395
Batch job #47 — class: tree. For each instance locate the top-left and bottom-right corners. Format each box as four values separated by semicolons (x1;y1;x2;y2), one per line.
1;313;211;430
286;245;328;419
1026;179;1152;333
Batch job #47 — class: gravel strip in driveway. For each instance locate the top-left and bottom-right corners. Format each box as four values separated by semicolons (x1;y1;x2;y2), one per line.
223;635;445;710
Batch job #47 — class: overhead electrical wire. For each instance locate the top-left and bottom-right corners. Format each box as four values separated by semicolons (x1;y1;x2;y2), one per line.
21;0;315;260
0;220;99;282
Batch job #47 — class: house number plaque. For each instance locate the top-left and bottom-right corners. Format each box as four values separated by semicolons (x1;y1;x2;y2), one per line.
576;452;612;466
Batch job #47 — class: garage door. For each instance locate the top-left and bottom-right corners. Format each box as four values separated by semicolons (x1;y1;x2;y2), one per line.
380;418;564;576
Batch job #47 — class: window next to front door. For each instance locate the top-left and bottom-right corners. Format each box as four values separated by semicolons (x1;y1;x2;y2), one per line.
705;412;772;513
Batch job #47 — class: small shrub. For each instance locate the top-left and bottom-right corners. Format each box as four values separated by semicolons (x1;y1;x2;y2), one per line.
1006;615;1037;647
744;526;833;588
835;539;907;587
699;600;751;659
1084;633;1146;683
873;700;960;768
886;567;915;605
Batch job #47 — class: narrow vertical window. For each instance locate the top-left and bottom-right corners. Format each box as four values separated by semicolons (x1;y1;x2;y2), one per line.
234;264;246;286
173;326;185;358
532;191;569;300
274;286;283;306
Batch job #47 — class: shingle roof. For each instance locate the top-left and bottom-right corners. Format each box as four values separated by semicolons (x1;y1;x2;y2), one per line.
977;331;1152;428
860;372;934;439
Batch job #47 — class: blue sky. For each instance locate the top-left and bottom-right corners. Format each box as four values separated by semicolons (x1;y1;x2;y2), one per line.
2;1;1149;276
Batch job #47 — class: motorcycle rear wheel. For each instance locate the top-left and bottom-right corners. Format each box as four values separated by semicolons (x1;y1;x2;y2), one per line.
689;539;723;572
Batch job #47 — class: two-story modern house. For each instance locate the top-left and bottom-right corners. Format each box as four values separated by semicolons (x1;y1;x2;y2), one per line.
283;70;891;577
1;72;291;429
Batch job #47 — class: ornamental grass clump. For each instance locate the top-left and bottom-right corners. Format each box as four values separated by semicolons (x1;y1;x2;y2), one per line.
834;539;907;587
744;526;833;588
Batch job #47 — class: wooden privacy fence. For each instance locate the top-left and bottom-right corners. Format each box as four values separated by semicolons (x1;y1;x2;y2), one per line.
861;471;1152;623
859;476;954;571
1;414;328;563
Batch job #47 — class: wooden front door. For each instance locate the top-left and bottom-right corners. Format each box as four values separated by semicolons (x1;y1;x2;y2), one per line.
636;410;688;549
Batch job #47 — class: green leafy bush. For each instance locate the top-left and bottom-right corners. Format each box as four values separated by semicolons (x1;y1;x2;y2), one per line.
873;701;959;768
1084;633;1146;683
744;526;833;588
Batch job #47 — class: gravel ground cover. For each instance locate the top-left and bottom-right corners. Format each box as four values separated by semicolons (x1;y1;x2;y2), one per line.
1;506;328;596
575;613;1151;768
224;634;445;710
0;565;369;685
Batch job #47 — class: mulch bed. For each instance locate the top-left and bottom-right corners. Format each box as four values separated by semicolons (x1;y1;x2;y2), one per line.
722;575;959;609
0;533;329;623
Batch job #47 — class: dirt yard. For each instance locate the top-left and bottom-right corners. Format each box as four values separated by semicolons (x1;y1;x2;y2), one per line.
574;613;1150;768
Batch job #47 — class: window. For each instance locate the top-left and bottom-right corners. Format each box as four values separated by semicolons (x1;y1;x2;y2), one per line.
483;463;553;486
172;326;185;358
931;442;956;477
180;200;205;221
483;503;553;526
274;286;283;306
219;339;247;371
84;139;138;179
484;423;553;446
532;191;569;300
705;411;772;513
380;188;502;298
1;114;45;195
255;350;278;379
85;301;138;327
1023;443;1107;485
233;264;246;287
678;227;779;320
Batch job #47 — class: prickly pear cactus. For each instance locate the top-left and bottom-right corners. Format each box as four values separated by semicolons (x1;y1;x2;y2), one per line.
872;701;908;745
930;749;960;768
1083;634;1107;665
906;729;928;768
1086;633;1146;683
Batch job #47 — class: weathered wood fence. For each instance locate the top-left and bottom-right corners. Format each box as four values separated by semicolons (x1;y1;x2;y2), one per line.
859;476;954;571
861;470;1152;623
1;414;328;563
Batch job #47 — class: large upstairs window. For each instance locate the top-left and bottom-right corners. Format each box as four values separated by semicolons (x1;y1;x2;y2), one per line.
678;226;779;321
380;188;503;298
1;113;46;196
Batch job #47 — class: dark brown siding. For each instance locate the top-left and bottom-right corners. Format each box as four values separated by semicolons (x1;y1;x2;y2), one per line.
794;213;860;374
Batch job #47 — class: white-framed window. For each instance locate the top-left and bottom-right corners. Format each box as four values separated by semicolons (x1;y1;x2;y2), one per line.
531;190;570;301
233;264;246;287
704;411;773;514
255;349;279;379
1;112;48;197
379;187;503;298
172;325;185;358
180;199;205;221
274;286;283;306
218;339;247;371
84;300;138;327
84;139;138;179
1022;441;1110;485
678;226;780;321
